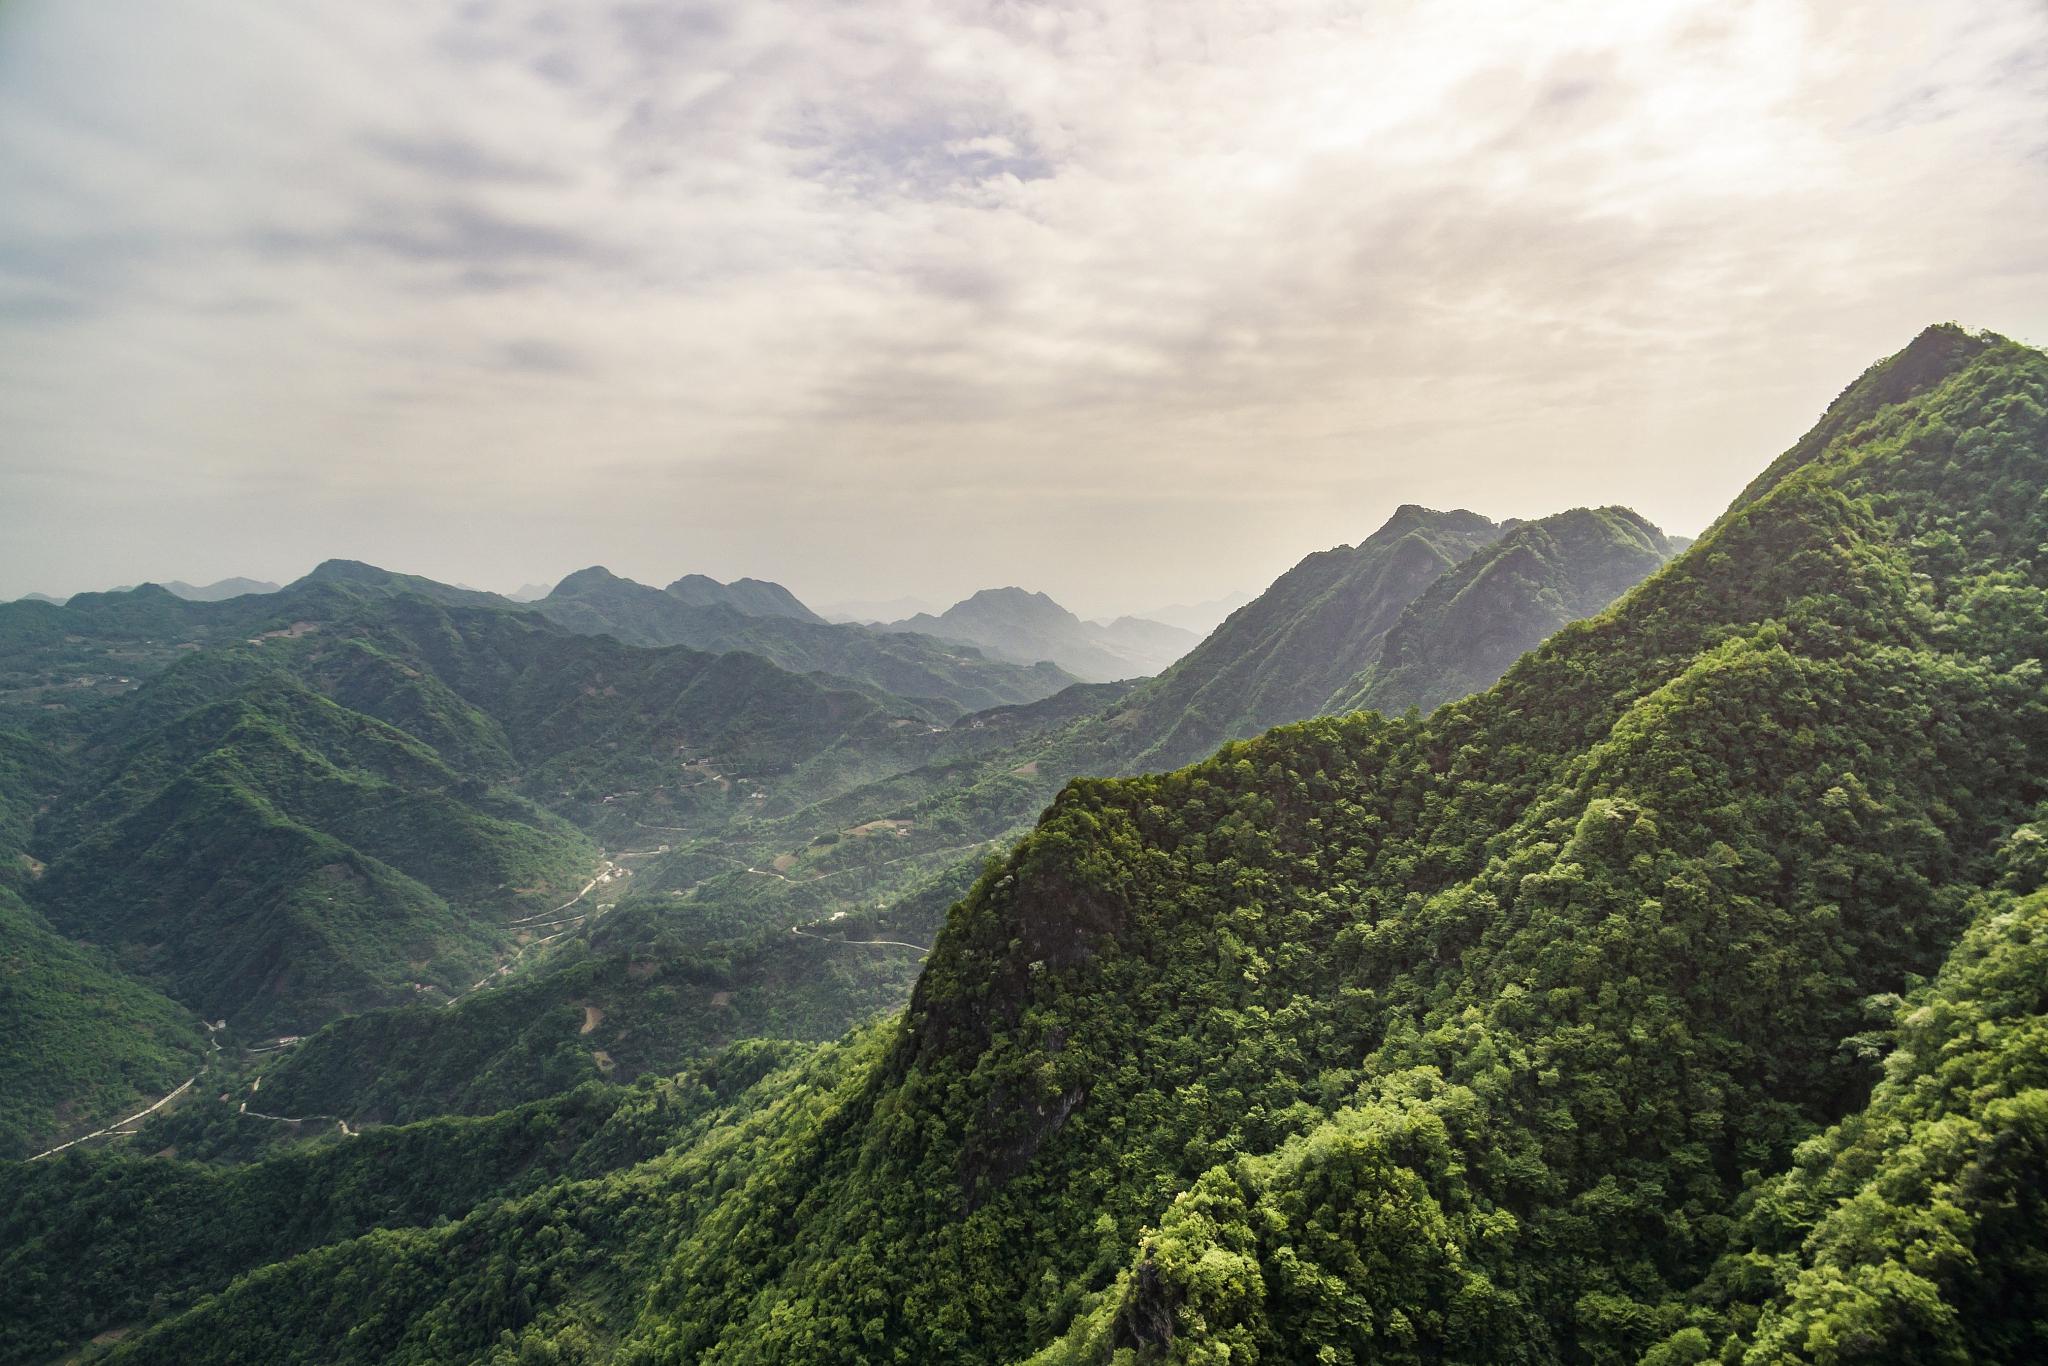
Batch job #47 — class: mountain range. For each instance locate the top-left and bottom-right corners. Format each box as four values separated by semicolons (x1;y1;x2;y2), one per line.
2;325;2041;1365
189;503;1685;1133
878;587;1200;681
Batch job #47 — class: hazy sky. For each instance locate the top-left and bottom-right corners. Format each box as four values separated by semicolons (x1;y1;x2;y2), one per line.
3;0;2045;616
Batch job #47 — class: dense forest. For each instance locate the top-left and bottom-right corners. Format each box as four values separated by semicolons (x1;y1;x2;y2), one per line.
2;325;2041;1364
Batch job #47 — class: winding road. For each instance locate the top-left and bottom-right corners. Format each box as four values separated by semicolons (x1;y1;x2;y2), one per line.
27;1077;197;1161
788;925;930;954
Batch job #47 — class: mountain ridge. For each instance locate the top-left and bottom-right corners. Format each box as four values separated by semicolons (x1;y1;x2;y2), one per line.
880;586;1199;682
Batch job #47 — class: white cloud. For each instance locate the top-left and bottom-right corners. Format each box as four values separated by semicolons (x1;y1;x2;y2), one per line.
1;0;2044;613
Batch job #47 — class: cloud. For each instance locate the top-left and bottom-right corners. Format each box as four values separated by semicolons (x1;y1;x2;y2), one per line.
1;0;2045;613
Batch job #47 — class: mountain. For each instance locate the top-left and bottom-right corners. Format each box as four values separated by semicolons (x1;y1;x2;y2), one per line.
18;327;2042;1364
159;577;280;602
607;503;1679;991
1087;505;1506;767
881;587;1200;682
505;583;554;603
14;592;65;606
533;566;1078;715
4;580;1108;1049
1129;589;1255;636
817;594;943;624
1328;504;1682;716
627;325;2043;1363
662;573;823;623
30;669;596;1034
290;558;513;609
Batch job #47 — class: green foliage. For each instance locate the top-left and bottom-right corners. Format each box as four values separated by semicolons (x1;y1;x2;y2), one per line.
0;1077;666;1363
608;327;2048;1364
1660;879;2048;1364
14;1034;861;1366
31;673;595;1031
0;887;209;1160
253;867;972;1124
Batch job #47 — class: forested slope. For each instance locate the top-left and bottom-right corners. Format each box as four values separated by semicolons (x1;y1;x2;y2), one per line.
2;586;1107;1118
31;670;595;1033
0;887;211;1160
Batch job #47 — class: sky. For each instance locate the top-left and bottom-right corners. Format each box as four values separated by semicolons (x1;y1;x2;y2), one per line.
2;0;2045;618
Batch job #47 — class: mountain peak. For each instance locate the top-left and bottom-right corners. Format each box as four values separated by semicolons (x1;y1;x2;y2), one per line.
662;573;821;622
1371;505;1498;543
1726;322;2009;517
550;566;629;595
300;558;391;584
963;586;1060;608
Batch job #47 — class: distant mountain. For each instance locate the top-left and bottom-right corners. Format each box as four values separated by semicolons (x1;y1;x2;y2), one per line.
879;587;1199;682
160;577;280;601
533;567;1076;716
817;595;942;624
15;578;277;606
5;581;1104;1036
1129;589;1255;636
1328;505;1682;716
505;583;554;603
663;573;822;623
1100;504;1507;767
291;558;513;609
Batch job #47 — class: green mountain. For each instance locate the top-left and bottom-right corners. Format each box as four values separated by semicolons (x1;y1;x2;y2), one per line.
663;573;823;622
882;588;1200;682
31;671;595;1033
161;499;1676;1129
290;559;514;609
0;886;211;1161
1096;504;1507;769
17;326;2043;1364
1329;505;1682;716
534;567;1077;715
8;585;1108;1057
159;577;281;602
